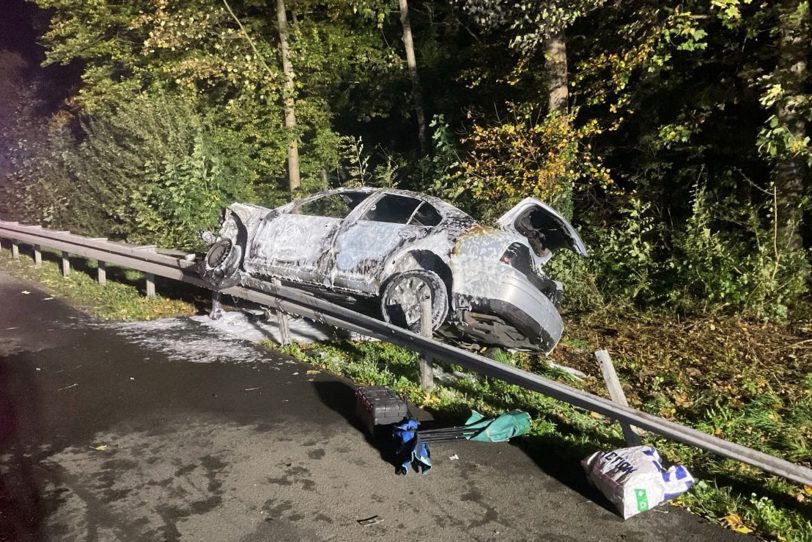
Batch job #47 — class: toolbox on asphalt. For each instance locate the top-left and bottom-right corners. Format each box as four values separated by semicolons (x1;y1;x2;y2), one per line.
355;386;408;435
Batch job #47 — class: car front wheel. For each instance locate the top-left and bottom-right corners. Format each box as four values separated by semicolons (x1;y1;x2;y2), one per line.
201;237;243;289
380;270;448;333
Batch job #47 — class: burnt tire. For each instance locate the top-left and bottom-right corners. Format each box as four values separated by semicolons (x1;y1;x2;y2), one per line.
380;270;448;333
201;238;243;289
206;239;233;269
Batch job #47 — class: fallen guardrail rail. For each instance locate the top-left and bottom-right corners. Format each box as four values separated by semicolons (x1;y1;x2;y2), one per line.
1;219;811;487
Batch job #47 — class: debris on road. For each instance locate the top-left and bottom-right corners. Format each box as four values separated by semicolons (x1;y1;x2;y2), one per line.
244;386;261;391
449;454;459;461
90;444;109;451
582;446;694;519
357;515;384;527
58;383;78;391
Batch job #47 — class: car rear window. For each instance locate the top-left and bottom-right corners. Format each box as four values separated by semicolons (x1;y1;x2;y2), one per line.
363;194;422;224
294;192;369;219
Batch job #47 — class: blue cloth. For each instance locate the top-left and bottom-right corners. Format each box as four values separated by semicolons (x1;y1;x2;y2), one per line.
393;418;431;475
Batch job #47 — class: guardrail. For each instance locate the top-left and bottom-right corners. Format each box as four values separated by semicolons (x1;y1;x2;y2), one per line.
1;219;811;486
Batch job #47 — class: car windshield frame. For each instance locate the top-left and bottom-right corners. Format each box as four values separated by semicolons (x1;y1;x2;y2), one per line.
291;191;371;220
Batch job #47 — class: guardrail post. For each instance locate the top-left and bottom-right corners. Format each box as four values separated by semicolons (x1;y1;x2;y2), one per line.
419;293;434;390
145;273;156;297
61;252;70;277
136;246;157;297
273;279;291;346
33;245;41;267
595;349;643;446
97;261;106;285
11;241;19;260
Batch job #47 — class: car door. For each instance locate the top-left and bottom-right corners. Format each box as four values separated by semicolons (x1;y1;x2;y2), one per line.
330;193;438;294
247;192;368;284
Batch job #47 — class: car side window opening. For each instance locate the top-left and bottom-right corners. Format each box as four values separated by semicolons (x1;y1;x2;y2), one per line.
362;194;424;224
294;192;369;219
409;202;442;227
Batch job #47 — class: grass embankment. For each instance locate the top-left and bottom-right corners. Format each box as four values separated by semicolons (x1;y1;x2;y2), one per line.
2;246;810;540
0;247;197;319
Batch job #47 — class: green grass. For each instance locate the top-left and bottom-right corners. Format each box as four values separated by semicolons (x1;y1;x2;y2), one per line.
0;247;197;320
3;244;810;540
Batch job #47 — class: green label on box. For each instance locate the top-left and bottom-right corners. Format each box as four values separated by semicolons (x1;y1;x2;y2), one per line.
635;488;649;512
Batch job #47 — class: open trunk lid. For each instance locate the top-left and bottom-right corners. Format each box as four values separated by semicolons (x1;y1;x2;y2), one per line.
496;198;587;261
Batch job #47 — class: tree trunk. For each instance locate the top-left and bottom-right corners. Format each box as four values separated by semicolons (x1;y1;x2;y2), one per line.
276;0;300;192
773;0;808;250
545;30;568;114
399;0;428;153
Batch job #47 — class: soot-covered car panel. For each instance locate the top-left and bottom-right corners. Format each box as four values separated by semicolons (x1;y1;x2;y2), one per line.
201;188;586;353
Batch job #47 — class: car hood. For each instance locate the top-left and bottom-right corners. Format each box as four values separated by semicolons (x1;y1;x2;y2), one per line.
496;198;587;261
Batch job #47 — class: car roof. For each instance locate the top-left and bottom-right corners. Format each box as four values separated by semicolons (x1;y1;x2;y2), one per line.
311;187;477;224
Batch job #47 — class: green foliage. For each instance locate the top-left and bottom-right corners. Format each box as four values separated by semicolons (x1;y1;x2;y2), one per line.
73;92;255;249
451;107;612;222
591;198;662;303
669;183;809;319
545;250;605;312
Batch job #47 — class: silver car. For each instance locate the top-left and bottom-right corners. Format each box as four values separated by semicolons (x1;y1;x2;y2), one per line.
200;187;586;353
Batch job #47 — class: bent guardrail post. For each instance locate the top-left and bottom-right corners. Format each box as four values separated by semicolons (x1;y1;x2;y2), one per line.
595;349;643;446
419;293;434;390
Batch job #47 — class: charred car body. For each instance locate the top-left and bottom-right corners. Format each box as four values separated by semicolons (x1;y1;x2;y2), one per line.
200;188;586;353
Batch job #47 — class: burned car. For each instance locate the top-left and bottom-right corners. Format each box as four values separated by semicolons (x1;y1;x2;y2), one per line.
200;188;586;353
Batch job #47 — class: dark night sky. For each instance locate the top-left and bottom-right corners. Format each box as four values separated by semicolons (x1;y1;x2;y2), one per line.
1;0;80;109
1;0;43;63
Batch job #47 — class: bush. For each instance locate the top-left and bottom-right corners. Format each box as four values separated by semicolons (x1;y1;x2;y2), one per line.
69;92;257;249
669;183;808;319
590;197;663;303
7;92;261;250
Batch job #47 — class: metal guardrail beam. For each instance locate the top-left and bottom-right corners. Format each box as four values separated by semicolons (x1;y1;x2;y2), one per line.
1;220;811;486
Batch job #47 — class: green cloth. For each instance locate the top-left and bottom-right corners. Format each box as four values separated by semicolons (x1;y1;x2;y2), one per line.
464;410;532;442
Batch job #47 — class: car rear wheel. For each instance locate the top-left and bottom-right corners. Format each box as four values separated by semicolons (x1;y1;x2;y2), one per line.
380;270;448;333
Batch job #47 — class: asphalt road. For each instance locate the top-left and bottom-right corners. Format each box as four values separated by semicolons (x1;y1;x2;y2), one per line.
0;270;748;541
